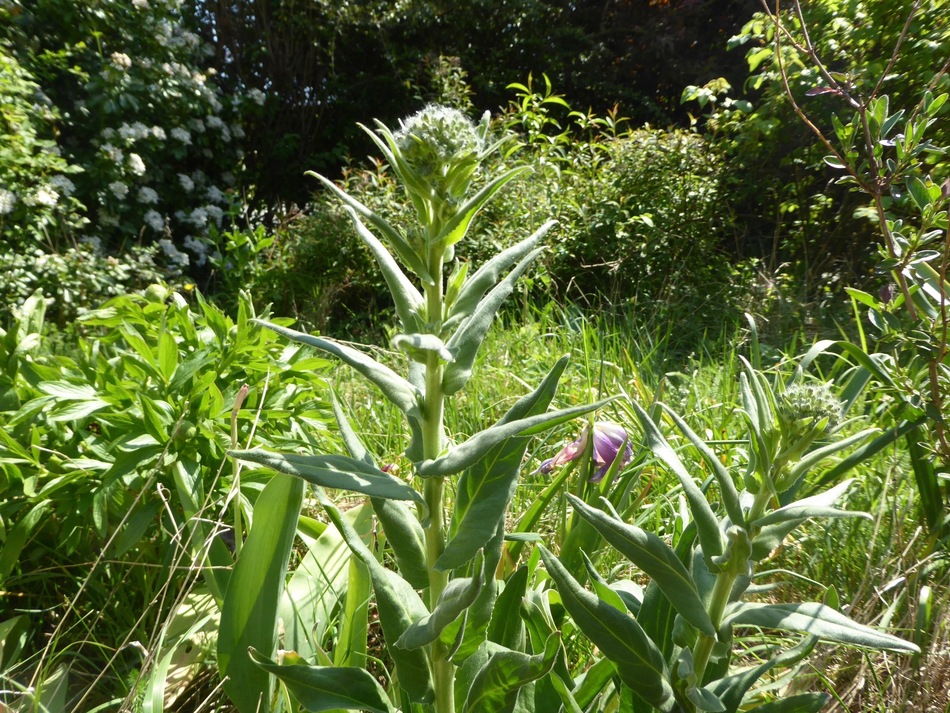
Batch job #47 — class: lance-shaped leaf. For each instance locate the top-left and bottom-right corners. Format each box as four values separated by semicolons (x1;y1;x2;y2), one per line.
248;649;394;713
445;223;555;332
660;403;744;527
217;474;304;713
450;520;505;663
462;633;561;713
372;498;430;590
724;601;920;652
308;171;433;284
437;356;569;570
566;495;715;637
487;566;529;650
339;206;424;332
317;491;435;703
254;319;423;419
632;402;723;561
396;557;484;650
750;518;806;561
708;635;818;713
785;428;878;483
751;479;870;528
416;396;617;477
442;247;544;395
229;449;425;509
538;546;675;710
433;166;532;249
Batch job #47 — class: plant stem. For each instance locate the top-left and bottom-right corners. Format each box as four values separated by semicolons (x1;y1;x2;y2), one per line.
421;247;456;713
691;568;737;686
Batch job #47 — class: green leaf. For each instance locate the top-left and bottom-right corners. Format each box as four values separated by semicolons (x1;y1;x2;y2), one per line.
396;558;484;650
248;650;395;713
230;448;426;509
445;223;555;332
724;602;920;652
317;491;434;703
442;247;544;395
906;176;931;211
786;428;878;484
158;330;179;382
632;402;723;561
708;636;818;713
750;519;806;561
751;479;869;528
254;319;422;419
450;521;505;663
659;403;744;527
566;495;715;636
341;206;425;333
438;356;569;570
416;396;617;477
538;546;674;710
434;167;533;249
308;171;433;284
217;473;304;713
372;497;430;590
487;567;529;650
462;634;561;713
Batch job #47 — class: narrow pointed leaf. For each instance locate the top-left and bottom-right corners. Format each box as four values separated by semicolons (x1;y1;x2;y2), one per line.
751;479;868;528
248;649;394;713
487;567;529;650
416;397;617;477
218;474;304;713
396;559;484;650
434;167;532;248
567;495;715;636
317;491;435;703
446;223;555;331
660;403;744;526
462;633;561;713
725;602;920;652
786;428;878;483
393;333;454;363
341;206;425;332
309;171;433;283
438;356;569;570
255;319;422;419
708;636;818;713
538;546;675;710
750;519;806;561
442;247;544;395
687;685;726;712
632;402;723;560
451;521;505;662
229;449;425;508
330;394;375;467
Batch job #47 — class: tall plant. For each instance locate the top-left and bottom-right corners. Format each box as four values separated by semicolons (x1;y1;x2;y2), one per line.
218;105;611;712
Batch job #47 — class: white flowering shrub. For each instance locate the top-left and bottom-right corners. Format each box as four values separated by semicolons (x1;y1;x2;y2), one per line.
0;0;249;271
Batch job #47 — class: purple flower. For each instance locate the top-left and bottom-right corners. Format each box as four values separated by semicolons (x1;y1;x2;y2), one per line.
539;421;633;483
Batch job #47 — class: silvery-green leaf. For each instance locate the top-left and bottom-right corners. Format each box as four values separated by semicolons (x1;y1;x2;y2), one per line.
724;601;920;652
229;449;425;509
462;634;560;713
416;397;617;477
372;497;429;590
750;519;806;561
393;333;454;363
396;557;484;650
442;247;544;395
487;567;529;651
744;693;830;712
567;495;715;636
444;224;554;332
316;491;435;703
538;546;674;711
307;171;432;284
248;650;394;713
437;356;568;570
660;403;744;527
751;479;869;528
255;319;422;419
342;206;425;332
687;685;725;712
632;402;724;561
786;428;878;483
433;167;532;249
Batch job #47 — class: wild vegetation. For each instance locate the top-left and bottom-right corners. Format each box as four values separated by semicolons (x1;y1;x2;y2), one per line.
0;0;948;711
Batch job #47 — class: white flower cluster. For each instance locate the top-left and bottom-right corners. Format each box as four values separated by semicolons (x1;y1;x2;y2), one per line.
110;52;132;70
0;188;15;214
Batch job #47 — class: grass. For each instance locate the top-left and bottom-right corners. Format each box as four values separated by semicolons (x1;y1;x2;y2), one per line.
1;297;945;711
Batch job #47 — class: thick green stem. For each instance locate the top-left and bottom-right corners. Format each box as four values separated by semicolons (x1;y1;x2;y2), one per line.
420;247;455;713
691;568;737;686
